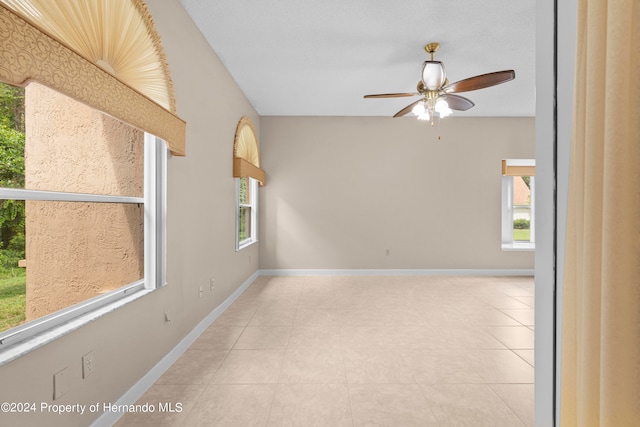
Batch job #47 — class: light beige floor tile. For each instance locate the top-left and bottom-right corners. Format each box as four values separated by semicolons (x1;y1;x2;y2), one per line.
349;383;439;426
501;283;535;296
298;289;337;309
500;309;535;326
182;384;275;427
256;296;302;311
477;294;533;310
288;327;342;349
214;305;259;326
279;348;346;383
487;326;535;349
133;276;536;427
339;326;388;348
512;295;535;308
446;327;508;349
400;324;505;350
490;384;535;427
513;349;535;367
420;383;526;427
213;349;285;384
248;307;298;326
189;326;244;350
115;383;205;427
496;284;535;298
294;308;339;328
453;298;497;312
335;308;402;327
268;384;352;427
460;309;522;326
343;348;415;383
340;325;445;349
156;349;228;385
299;275;336;288
401;349;484;384
386;306;452;326
467;349;535;383
233;326;292;349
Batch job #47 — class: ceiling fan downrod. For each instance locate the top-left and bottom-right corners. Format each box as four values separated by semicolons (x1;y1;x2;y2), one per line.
424;42;440;61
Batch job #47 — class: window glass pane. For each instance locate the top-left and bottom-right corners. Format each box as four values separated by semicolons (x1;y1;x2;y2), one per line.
0;83;25;190
513;176;531;241
0;200;143;334
238;206;251;243
0;81;144;197
0;200;26;332
238;177;249;205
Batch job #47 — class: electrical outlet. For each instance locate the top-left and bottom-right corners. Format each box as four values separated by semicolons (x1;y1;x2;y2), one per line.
53;368;69;400
210;278;215;291
199;286;203;298
82;351;95;378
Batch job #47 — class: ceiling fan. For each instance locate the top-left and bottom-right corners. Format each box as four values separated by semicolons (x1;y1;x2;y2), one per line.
364;42;515;122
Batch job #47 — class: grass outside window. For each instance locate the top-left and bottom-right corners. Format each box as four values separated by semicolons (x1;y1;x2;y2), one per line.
0;273;26;332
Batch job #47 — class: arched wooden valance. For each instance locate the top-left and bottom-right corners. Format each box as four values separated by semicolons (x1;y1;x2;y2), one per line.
233;117;265;186
0;0;186;155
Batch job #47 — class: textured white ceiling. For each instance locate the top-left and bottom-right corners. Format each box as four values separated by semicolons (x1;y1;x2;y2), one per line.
179;0;535;117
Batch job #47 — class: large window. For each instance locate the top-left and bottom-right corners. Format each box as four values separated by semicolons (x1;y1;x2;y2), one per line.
232;117;265;251
0;82;166;355
501;159;535;251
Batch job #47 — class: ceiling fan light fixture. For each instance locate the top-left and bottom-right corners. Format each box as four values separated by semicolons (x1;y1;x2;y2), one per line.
412;101;430;120
412;102;426;115
421;61;446;90
435;99;452;118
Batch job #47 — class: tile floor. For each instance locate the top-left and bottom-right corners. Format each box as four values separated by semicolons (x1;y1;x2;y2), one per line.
116;275;534;426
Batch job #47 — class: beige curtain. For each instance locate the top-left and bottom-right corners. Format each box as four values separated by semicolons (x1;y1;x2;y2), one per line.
560;0;640;426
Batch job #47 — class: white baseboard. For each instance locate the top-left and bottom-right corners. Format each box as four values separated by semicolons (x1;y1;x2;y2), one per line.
258;268;534;277
91;271;259;427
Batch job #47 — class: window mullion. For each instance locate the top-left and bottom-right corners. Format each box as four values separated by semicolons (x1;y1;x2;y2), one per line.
0;188;144;204
502;176;514;244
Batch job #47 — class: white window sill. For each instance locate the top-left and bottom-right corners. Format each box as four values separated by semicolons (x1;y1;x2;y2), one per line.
237;239;258;251
502;242;535;251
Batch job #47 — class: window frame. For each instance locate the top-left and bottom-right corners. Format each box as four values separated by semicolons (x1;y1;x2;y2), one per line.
235;176;258;250
501;159;535;251
0;133;167;360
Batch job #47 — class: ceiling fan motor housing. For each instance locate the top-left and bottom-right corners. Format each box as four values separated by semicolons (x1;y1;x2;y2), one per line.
422;61;446;91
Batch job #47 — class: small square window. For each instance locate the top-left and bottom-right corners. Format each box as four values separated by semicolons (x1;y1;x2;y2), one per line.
502;159;535;251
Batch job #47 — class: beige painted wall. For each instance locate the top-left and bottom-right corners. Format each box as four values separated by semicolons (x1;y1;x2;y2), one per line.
0;1;260;425
259;116;535;270
24;83;144;320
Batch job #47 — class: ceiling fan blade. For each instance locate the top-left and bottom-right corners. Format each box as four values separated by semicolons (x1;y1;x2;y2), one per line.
439;94;475;111
393;100;421;117
364;92;419;98
442;70;515;94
